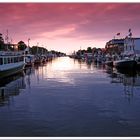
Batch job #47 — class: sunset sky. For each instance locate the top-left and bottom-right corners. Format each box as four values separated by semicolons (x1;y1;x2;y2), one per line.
0;3;140;53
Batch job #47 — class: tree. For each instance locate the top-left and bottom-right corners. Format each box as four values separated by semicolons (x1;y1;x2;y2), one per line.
87;47;92;53
0;33;5;50
18;41;27;50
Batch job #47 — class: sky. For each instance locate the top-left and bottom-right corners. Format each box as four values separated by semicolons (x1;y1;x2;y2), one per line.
0;3;140;54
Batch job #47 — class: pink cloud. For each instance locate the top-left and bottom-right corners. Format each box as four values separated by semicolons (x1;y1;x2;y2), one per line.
0;3;140;53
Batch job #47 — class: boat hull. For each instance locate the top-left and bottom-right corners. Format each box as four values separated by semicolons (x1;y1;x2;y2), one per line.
113;59;136;69
105;61;113;67
25;62;34;67
136;62;140;69
0;64;25;79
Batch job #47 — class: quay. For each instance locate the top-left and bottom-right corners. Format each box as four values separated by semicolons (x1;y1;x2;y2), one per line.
69;29;140;70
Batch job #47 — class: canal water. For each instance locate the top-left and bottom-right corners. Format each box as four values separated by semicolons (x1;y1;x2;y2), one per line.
0;57;140;137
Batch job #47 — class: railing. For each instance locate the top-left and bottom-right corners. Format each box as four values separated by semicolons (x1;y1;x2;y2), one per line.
0;51;24;56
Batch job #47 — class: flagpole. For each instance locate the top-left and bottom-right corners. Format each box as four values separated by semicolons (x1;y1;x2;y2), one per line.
27;38;30;54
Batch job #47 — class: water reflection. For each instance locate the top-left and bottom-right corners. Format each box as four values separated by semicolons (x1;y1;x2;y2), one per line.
0;72;26;106
44;57;79;84
24;67;35;88
105;66;140;102
0;67;36;106
0;57;140;136
1;58;140;106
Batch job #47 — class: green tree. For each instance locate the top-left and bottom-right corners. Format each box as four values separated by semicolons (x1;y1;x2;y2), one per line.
87;47;92;53
0;33;5;50
18;41;27;50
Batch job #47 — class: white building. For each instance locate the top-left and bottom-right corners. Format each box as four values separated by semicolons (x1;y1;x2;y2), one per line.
134;38;140;54
105;38;140;55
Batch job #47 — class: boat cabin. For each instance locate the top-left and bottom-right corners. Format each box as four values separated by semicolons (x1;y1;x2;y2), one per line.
0;51;24;66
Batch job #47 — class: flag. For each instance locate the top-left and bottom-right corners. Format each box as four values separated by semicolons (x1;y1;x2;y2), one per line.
116;33;120;36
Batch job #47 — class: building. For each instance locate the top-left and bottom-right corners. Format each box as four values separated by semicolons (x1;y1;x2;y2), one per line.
105;38;140;55
134;38;140;54
105;39;124;54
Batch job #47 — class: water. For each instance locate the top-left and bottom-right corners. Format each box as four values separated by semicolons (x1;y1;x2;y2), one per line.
0;57;140;137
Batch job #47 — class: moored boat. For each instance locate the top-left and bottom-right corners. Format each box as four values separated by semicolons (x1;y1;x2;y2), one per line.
0;51;25;79
24;54;35;67
113;57;136;69
135;54;140;69
34;55;43;64
113;30;137;69
105;54;114;67
105;60;113;67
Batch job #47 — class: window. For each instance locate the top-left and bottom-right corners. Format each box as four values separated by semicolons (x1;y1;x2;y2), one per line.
4;58;7;64
14;57;17;63
8;57;11;63
20;56;24;61
15;57;18;62
11;57;14;63
0;58;3;65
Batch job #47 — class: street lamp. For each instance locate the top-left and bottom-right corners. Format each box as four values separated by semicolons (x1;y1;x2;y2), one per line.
28;38;30;48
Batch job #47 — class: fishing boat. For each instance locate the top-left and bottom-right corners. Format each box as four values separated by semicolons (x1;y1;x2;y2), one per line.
34;55;43;64
135;54;140;69
0;51;25;79
113;56;136;69
113;30;136;69
24;54;35;67
105;54;113;67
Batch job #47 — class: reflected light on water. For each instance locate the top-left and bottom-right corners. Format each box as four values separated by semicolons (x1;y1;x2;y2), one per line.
44;57;76;84
34;57;103;85
50;57;75;71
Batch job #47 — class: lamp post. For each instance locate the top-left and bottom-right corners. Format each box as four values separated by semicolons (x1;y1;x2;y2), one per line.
5;29;9;51
37;42;39;55
28;38;30;48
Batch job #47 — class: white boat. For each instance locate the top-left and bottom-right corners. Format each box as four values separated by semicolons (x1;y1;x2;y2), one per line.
0;51;25;78
113;31;136;69
24;54;35;67
105;54;113;67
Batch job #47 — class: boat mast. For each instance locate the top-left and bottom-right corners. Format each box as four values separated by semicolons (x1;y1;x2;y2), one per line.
128;28;133;50
37;42;39;55
27;38;30;54
5;29;9;51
